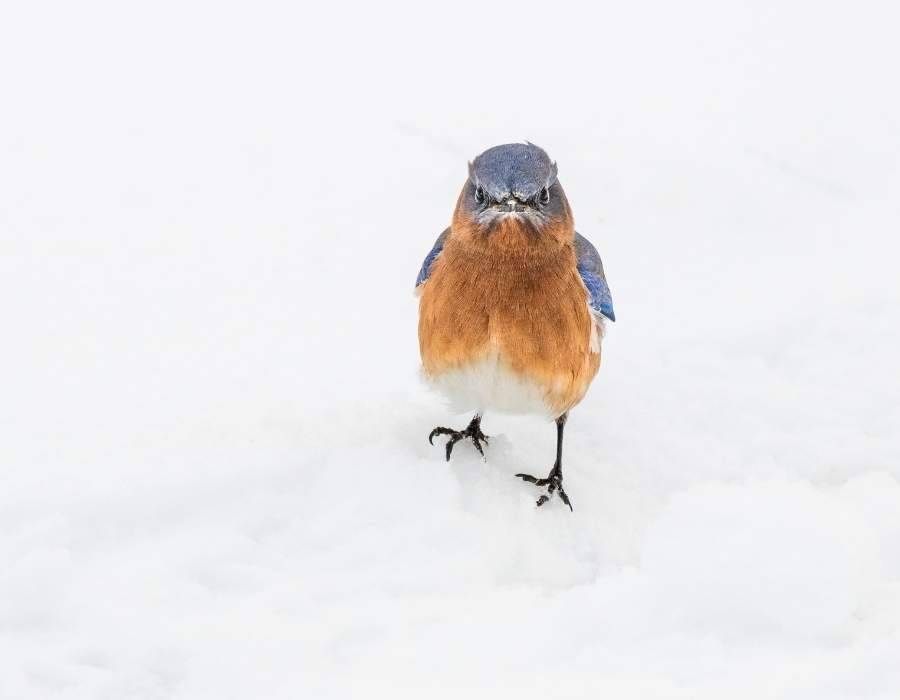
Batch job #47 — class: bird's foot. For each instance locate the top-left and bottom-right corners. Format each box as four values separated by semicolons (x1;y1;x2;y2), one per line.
515;464;573;511
428;415;489;462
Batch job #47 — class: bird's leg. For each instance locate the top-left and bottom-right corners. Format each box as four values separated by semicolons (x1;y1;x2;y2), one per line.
515;412;573;511
428;413;489;462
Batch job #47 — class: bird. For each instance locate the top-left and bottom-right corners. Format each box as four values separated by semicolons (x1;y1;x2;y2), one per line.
415;142;615;510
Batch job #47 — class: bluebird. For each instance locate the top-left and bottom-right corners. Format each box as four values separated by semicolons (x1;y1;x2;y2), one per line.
416;143;615;510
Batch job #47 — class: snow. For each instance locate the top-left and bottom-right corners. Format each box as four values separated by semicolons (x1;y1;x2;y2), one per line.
2;1;900;698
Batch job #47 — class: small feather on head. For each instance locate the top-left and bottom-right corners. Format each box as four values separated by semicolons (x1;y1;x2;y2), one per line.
468;142;558;203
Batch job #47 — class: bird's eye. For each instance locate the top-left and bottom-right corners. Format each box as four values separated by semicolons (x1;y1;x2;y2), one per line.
539;186;550;206
474;185;485;204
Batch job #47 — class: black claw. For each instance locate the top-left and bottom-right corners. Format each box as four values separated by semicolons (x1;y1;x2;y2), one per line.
516;473;552;486
516;468;573;511
428;416;489;462
444;433;464;461
428;427;455;446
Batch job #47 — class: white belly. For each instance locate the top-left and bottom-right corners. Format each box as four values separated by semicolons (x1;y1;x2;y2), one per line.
424;351;554;418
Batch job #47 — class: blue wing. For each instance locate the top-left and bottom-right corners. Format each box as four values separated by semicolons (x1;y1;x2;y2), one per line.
415;228;449;287
575;232;615;322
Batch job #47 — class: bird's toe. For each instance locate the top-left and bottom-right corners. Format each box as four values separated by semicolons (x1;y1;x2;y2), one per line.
516;470;573;511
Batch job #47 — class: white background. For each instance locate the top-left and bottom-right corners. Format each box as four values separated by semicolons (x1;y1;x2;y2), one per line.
2;1;899;698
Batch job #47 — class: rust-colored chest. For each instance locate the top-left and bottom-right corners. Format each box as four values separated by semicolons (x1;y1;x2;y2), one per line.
418;224;600;414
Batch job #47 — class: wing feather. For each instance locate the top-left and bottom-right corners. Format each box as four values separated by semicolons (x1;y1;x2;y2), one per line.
574;232;615;322
415;228;450;287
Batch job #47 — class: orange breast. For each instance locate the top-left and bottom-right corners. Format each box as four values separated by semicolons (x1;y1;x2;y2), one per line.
418;219;600;416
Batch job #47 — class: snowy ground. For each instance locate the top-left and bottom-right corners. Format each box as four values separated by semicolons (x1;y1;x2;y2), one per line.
3;2;900;698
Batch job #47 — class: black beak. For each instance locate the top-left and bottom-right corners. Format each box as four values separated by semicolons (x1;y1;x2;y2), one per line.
496;198;528;213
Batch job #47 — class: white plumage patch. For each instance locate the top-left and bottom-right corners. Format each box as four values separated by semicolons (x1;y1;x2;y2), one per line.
589;306;606;354
424;351;555;419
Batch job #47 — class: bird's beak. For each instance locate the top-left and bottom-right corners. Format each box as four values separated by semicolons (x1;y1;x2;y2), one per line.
497;198;528;213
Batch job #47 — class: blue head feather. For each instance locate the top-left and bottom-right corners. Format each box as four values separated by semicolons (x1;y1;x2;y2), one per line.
469;142;558;203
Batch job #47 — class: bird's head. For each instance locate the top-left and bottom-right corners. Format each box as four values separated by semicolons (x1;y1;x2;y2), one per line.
453;142;573;243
